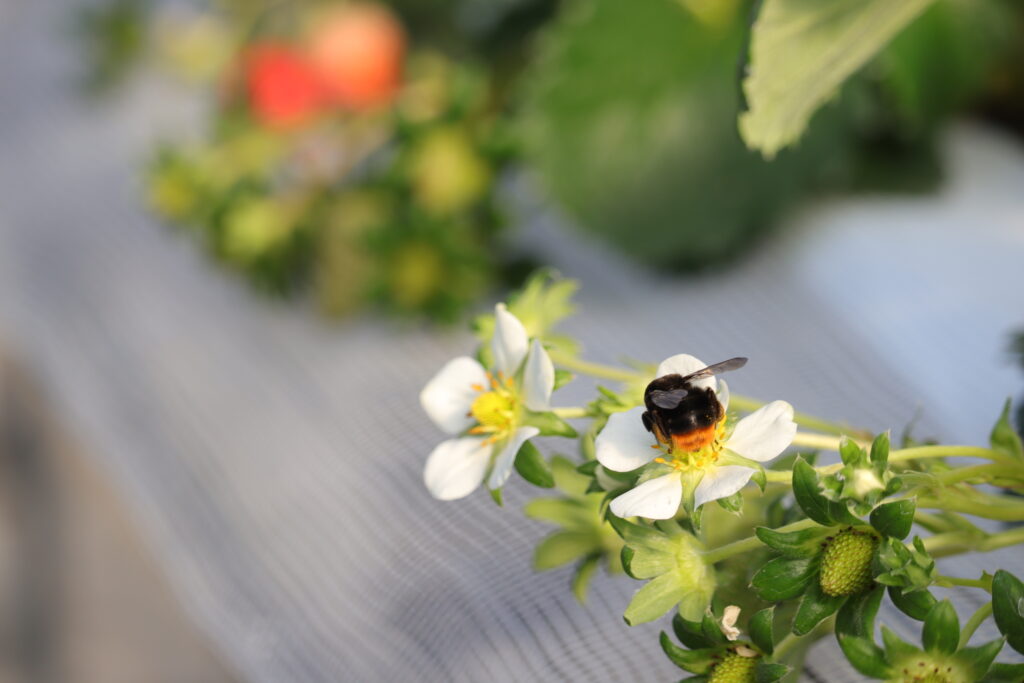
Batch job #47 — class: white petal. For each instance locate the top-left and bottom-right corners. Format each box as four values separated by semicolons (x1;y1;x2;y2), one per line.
491;303;529;376
420;356;488;435
595;407;658;472
522;339;555;411
727;400;797;463
717;379;730;413
655;353;716;391
610;472;683;520
487;426;540;490
424;437;491;501
693;465;756;509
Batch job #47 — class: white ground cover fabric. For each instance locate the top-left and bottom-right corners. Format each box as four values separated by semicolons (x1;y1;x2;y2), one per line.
0;2;1022;680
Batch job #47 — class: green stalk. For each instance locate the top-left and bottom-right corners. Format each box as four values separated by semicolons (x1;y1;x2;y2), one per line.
701;518;819;564
959;602;994;649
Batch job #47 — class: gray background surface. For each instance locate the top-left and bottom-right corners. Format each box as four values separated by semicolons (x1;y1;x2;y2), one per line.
1;1;1022;680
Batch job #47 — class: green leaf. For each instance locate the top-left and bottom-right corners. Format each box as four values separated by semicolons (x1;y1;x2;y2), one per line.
700;612;727;646
991;399;1024;460
837;634;891;679
624;572;685;626
673;613;714;650
839;437;865;466
534;531;599;570
836;585;883;639
754;661;790;683
749;607;775;655
958;638;1005;680
870;499;916;540
571;554;601;604
982;662;1024;683
524;411;578;438
740;0;936;157
751;555;819;601
793;580;845;636
992;569;1024;655
870;431;890;468
515;441;556;488
922;599;960;655
659;632;714;674
888;586;936;621
792;457;834;525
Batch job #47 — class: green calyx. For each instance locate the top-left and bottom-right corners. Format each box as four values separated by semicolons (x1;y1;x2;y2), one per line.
820;527;878;597
707;649;759;683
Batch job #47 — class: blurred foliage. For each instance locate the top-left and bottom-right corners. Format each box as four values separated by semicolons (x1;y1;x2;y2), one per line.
79;0;1024;317
73;0;149;93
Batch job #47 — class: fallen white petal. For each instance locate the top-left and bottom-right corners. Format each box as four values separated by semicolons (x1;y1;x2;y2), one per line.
491;303;529;377
610;472;683;520
424;437;492;501
522;339;555;411
721;605;741;641
727;400;797;463
487;426;540;490
655;353;716;391
595;407;658;472
420;356;489;435
693;465;756;509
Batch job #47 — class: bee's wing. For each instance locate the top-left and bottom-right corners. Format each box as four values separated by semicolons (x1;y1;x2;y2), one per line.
648;388;689;409
680;357;748;384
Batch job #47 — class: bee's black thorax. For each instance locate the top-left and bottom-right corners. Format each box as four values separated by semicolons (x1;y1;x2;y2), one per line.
642;374;723;447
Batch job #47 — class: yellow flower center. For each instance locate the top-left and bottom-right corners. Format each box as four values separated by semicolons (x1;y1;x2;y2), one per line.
654;419;728;472
467;372;518;444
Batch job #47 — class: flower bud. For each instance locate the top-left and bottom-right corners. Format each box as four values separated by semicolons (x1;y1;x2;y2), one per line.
820;528;878;597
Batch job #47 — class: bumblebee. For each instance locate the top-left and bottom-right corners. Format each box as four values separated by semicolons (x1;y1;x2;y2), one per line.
641;357;748;453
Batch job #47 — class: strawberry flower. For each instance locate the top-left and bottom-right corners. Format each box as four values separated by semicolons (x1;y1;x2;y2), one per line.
596;354;797;519
421;304;554;500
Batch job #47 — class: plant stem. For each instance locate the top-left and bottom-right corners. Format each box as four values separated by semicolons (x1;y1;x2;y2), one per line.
701;518;819;564
959;602;993;649
728;396;867;438
930;463;1021;487
791;432;848;452
889;445;1011;465
935;574;992;592
547;350;643;384
923;526;1024;557
916;493;1024;522
552;407;589;419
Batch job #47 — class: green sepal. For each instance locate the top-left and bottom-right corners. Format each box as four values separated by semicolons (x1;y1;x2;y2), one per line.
755;525;830;558
837;634;891;679
922;599;960;655
489;487;503;507
836;584;883;638
880;624;919;661
553;369;575;391
751;556;819;601
870;432;890;468
679;677;709;683
701;612;727;646
716;491;744;513
533;531;598;570
792;457;835;525
606;514;675;579
990;398;1024;460
751;466;767;492
623;572;683;626
749;607;775;655
869;499;916;540
673;613;714;650
524;411;578;438
577;460;599;476
958;638;1005;680
515;441;555;488
659;632;714;674
992;569;1024;655
620;546;638;579
839;437;866;466
793;580;845;635
754;661;790;683
571;554;601;604
982;662;1024;682
827;500;862;526
888;586;937;621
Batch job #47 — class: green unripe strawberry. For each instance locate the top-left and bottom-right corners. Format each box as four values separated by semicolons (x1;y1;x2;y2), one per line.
820;528;878;597
707;650;758;683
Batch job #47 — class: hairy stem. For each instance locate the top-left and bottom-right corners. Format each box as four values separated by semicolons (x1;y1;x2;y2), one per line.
935;574;992;592
552;407;589;419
